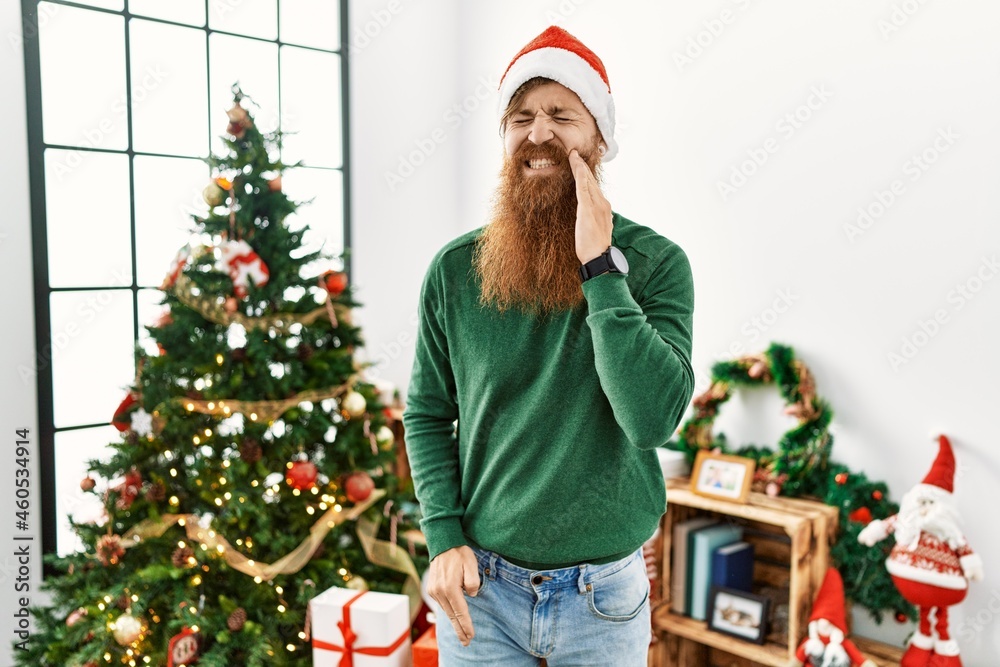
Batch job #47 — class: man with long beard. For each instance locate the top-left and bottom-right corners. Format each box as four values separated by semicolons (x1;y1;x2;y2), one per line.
403;26;695;665
859;435;984;667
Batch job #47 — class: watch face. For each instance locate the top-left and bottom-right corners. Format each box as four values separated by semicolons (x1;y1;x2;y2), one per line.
609;246;629;274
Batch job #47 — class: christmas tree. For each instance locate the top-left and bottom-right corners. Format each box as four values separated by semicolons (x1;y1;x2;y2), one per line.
17;86;428;667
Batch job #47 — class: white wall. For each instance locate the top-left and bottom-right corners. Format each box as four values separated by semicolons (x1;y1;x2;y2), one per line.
1;2;43;665
351;1;1000;663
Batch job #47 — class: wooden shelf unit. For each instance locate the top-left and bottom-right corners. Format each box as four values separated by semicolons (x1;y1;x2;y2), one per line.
650;477;839;666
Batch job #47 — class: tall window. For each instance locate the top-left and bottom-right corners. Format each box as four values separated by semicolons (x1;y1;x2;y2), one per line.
21;0;351;557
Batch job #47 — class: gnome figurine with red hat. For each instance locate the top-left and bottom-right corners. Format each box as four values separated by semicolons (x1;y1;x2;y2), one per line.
858;435;984;667
789;567;876;667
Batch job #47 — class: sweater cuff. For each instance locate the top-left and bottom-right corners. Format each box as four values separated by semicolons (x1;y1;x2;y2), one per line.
581;271;633;312
422;517;468;562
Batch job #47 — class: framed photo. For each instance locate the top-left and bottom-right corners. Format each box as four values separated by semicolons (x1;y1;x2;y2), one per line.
706;585;770;645
690;450;755;504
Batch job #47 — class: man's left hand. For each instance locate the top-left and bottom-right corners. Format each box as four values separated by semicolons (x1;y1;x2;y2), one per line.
569;149;613;265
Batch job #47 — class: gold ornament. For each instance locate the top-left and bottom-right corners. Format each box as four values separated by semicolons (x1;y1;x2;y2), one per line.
202;183;225;207
345;575;368;591
112;613;143;646
375;425;395;450
342;391;367;418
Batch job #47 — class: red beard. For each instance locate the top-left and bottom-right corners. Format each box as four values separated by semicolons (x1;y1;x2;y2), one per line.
472;139;602;317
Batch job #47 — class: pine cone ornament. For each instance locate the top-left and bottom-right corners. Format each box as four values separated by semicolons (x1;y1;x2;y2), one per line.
96;534;125;566
117;593;130;610
227;607;247;632
297;343;314;361
240;438;262;464
231;347;247;363
172;546;195;568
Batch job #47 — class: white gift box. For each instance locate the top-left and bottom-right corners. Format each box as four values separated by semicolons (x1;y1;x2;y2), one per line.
310;586;412;667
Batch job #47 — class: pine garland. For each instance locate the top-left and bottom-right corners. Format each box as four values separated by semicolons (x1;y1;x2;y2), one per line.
669;342;915;624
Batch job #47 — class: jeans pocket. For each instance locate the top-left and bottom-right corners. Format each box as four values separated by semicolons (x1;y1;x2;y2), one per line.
586;551;649;622
466;551;490;598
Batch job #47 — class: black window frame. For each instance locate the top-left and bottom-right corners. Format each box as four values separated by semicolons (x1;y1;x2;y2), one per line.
20;0;353;564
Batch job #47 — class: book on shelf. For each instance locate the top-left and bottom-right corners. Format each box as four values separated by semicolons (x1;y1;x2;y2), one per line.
669;517;718;615
711;541;754;592
688;524;744;621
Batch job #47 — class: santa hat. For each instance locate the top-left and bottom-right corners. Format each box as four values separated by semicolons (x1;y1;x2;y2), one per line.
809;567;848;633
498;26;619;162
921;434;956;493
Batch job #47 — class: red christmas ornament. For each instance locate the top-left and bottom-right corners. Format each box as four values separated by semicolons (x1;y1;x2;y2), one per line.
111;392;139;432
835;472;848;485
872;489;883;501
848;506;873;525
345;471;375;503
896;611;908;623
286;461;318;491
322;270;348;296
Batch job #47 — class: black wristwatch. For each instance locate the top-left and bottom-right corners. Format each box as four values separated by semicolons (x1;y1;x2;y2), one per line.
579;245;629;282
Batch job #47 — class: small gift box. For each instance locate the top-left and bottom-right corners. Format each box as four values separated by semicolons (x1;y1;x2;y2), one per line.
310;586;412;667
412;625;437;667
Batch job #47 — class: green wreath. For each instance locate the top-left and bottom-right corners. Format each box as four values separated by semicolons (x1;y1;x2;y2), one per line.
673;342;833;497
668;342;914;624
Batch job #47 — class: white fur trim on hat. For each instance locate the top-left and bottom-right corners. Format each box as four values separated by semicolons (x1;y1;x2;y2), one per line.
498;46;618;162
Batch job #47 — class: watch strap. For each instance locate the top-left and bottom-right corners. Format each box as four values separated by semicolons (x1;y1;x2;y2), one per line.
579;248;613;282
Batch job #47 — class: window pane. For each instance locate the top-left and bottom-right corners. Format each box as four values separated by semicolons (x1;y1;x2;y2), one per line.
50;290;135;429
55;426;119;556
39;3;128;149
283;167;344;274
45;150;132;288
128;0;205;26
134;156;208;287
137;288;167;357
130;19;208;156
280;46;341;168
208;0;277;40
209;33;279;155
280;0;340;51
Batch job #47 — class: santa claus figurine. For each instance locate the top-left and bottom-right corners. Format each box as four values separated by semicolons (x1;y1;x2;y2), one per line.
858;434;984;667
789;567;876;667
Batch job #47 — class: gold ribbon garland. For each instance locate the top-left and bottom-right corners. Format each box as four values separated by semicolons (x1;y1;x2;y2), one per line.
169;272;351;334
167;375;360;424
120;489;385;581
355;511;424;623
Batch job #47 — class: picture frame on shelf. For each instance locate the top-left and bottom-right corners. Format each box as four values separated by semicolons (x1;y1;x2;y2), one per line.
706;585;770;645
690;450;755;504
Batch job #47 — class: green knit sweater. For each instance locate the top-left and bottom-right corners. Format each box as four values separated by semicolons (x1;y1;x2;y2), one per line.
402;212;695;570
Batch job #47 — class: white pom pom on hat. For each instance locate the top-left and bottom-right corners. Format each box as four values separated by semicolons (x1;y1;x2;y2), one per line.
497;26;619;162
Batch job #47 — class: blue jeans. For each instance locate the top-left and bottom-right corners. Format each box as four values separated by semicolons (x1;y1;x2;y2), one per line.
437;544;651;666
